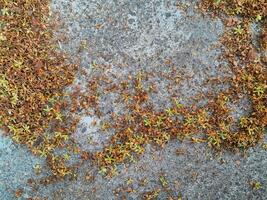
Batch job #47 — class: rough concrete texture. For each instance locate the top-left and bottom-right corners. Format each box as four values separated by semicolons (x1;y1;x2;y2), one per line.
0;131;46;199
0;0;266;199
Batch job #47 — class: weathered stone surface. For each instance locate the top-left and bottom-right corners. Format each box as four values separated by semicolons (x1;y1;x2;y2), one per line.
0;0;266;199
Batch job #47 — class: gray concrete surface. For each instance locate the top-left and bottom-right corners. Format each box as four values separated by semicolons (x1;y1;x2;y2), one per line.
0;0;266;199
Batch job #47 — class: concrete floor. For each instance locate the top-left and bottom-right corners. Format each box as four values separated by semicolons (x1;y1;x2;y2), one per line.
0;0;266;199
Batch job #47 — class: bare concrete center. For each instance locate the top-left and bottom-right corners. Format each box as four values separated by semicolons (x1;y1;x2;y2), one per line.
51;0;226;152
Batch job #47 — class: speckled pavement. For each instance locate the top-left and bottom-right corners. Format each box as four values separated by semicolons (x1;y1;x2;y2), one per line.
0;0;266;199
